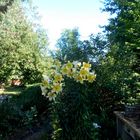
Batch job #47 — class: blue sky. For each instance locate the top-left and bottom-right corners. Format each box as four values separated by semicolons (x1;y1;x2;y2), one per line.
33;0;110;49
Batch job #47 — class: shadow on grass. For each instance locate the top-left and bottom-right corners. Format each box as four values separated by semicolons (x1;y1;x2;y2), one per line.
0;86;25;95
0;84;51;139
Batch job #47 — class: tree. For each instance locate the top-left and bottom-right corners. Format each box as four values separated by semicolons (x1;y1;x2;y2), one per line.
54;28;83;61
54;28;107;64
103;0;140;100
0;0;28;13
0;1;48;84
0;0;14;13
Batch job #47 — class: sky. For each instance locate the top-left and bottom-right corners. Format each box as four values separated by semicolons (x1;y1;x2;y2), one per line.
33;0;110;50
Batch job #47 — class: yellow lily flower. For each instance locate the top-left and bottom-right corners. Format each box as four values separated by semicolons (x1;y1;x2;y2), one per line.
42;80;49;87
75;74;83;84
47;92;56;101
54;60;61;68
87;73;96;83
82;62;91;70
67;69;74;78
66;61;73;69
54;73;63;82
80;68;89;78
61;65;69;75
52;83;62;93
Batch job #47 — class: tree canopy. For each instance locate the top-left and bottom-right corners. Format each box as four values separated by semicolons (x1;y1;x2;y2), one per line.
103;0;140;99
0;1;48;84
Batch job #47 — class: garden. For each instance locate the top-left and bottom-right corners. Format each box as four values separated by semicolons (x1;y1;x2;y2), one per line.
0;0;140;140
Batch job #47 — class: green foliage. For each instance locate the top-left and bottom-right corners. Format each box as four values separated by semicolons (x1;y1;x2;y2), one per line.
0;1;48;84
22;106;37;127
103;0;140;98
16;85;49;114
87;0;140;138
0;0;30;14
0;0;14;13
0;0;139;139
53;29;115;139
54;28;84;62
54;28;107;64
0;85;49;138
51;79;99;140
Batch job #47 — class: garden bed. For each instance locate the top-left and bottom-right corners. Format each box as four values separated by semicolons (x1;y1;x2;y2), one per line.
0;85;50;140
7;112;51;140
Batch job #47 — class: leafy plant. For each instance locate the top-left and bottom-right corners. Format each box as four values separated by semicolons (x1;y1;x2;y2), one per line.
41;60;99;139
22;106;38;127
0;85;49;138
0;1;48;84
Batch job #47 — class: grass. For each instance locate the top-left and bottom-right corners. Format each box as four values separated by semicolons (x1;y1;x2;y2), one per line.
0;87;23;95
0;84;50;139
0;83;41;95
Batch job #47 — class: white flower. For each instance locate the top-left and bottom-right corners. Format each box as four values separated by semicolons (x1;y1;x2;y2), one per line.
43;75;50;82
73;61;81;67
93;123;101;128
47;92;56;101
40;86;47;96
